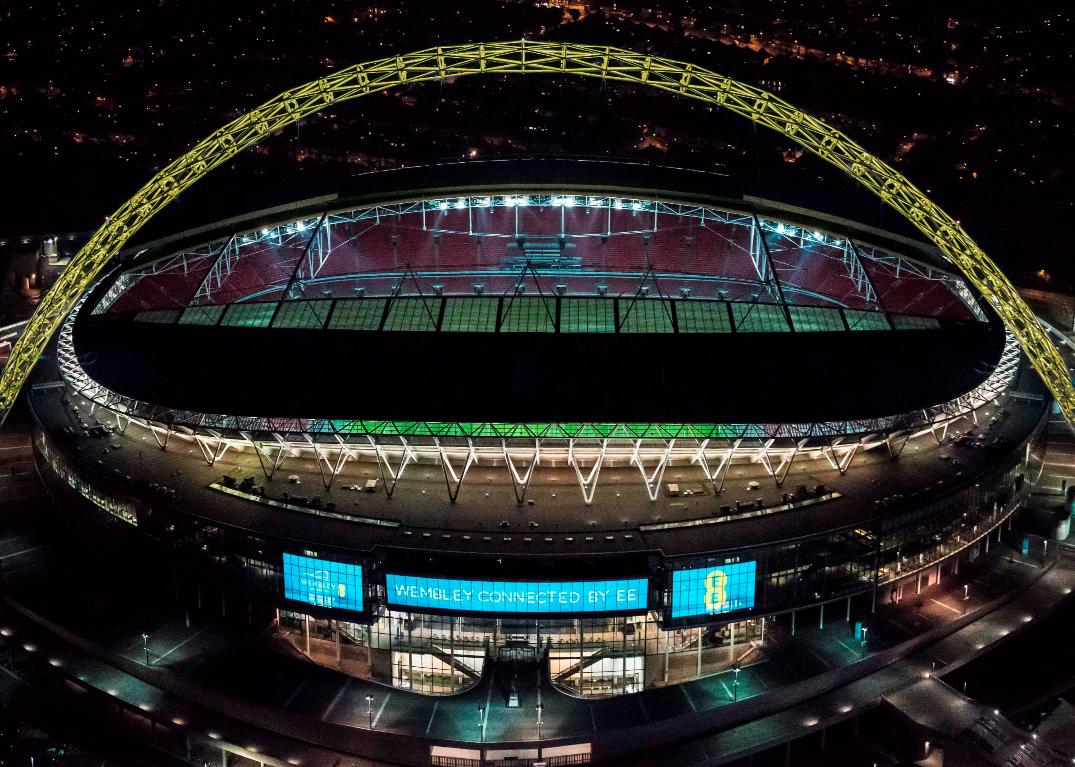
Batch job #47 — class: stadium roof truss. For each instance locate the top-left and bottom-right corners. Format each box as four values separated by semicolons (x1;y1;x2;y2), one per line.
94;195;972;317
55;297;1022;506
1;41;1070;423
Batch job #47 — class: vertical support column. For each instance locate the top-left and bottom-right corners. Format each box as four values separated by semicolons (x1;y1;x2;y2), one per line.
304;613;311;655
663;628;670;683
407;614;414;692
696;626;703;677
819;603;825;631
791;610;797;637
578;619;585;693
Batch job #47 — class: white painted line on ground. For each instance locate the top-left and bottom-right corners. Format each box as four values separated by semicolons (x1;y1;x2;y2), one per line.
425;700;439;734
0;546;44;561
154;624;212;663
1005;557;1040;570
372;692;390;728
282;674;311;708
681;684;696;712
321;677;350;721
637;696;650;722
930;599;962;615
833;637;860;656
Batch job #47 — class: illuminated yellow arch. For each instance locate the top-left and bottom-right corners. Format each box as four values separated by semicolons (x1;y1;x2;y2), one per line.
4;41;1071;418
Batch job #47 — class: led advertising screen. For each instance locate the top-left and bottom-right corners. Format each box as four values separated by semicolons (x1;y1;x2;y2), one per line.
385;574;649;615
283;553;364;612
670;561;757;619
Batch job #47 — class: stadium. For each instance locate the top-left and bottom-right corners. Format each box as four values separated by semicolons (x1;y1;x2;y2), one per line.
28;156;1043;700
7;42;1065;767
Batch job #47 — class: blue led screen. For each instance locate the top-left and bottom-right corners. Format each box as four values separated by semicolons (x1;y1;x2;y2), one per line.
385;574;648;615
282;553;364;612
670;561;757;619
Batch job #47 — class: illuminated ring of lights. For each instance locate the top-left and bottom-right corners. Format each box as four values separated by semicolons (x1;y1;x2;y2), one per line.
3;41;1070;419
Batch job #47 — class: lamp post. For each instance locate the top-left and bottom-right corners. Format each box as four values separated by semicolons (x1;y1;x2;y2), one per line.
366;694;374;729
536;702;544;741
860;626;869;657
141;632;150;665
732;662;741;701
478;705;486;742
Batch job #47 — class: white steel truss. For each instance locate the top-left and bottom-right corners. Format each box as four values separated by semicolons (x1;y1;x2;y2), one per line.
54;299;1023;507
502;439;540;505
96;194;969;316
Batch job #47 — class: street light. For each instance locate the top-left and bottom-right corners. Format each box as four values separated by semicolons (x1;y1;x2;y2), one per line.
536;702;544;741
732;662;741;701
478;705;486;742
860;626;869;657
141;632;150;665
366;694;374;729
963;583;970;601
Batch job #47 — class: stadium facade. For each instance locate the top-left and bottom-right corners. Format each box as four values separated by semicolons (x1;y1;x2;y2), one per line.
28;160;1047;700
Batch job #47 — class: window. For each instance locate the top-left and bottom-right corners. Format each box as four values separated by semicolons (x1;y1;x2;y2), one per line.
500;296;556;333
789;305;845;332
560;298;616;333
272;300;332;329
179;304;226;326
844;309;891;331
220;302;277;328
676;300;732;333
383;297;441;332
440;297;500;333
134;309;181;324
327;298;387;331
891;314;941;330
731;302;789;332
619;298;674;333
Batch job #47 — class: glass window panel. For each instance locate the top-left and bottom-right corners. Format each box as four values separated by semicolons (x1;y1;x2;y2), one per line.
619;298;674;333
326;298;387;331
500;296;556;333
844;309;891;331
731;302;790;332
220;302;278;328
890;314;941;330
383;297;440;332
676;300;732;333
440;297;500;333
179;304;226;326
560;298;616;333
134;309;181;324
789;305;845;332
271;300;333;329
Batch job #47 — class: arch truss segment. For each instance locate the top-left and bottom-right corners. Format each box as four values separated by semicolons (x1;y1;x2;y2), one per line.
3;40;1068;424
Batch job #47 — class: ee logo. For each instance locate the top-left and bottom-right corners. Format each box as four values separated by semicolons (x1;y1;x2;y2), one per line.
703;569;728;613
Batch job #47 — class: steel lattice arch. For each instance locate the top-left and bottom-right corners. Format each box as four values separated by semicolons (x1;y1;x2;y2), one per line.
2;40;1069;420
